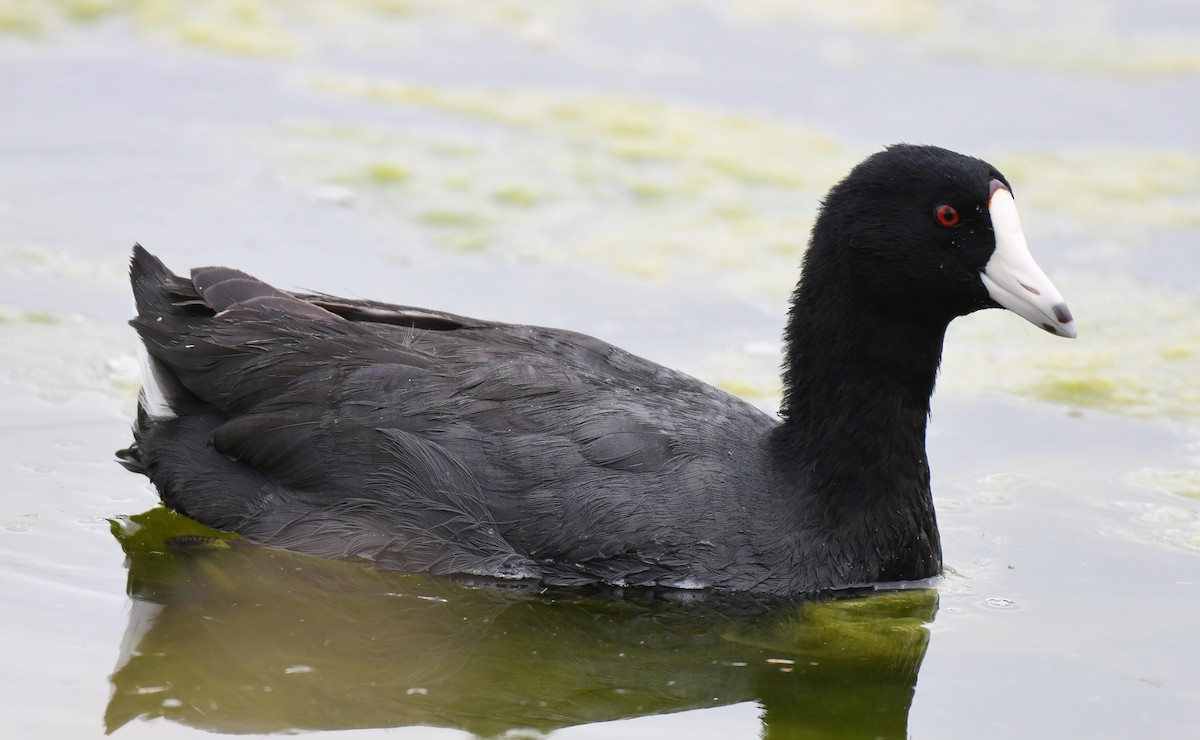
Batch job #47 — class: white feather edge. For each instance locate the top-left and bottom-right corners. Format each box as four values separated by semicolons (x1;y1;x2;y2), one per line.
137;338;177;419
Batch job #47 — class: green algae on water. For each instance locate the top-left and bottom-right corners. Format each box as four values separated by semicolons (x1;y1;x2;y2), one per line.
942;274;1200;423
1000;148;1200;234
0;305;139;406
1128;468;1200;503
365;162;411;184
256;81;847;300
10;0;1200;77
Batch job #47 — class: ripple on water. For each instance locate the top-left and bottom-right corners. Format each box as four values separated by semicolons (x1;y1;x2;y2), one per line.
0;306;138;409
982;597;1019;610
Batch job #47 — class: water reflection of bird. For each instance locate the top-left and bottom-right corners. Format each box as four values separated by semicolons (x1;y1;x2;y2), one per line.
118;144;1074;596
107;508;938;737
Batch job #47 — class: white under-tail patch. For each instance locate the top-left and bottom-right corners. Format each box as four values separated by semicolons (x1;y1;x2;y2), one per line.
137;339;177;419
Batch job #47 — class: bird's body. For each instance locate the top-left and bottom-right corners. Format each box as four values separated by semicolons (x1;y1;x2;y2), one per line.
120;145;1075;597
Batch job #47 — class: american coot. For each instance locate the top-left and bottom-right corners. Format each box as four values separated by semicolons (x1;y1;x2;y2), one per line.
119;144;1075;597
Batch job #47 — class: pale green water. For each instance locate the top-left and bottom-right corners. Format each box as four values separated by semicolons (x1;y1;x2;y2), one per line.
1;2;1198;738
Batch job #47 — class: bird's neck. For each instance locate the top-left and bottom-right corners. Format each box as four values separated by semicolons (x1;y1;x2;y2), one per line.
769;282;948;587
778;294;948;440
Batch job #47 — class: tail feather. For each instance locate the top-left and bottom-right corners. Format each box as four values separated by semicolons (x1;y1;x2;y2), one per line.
130;243;183;318
128;244;196;420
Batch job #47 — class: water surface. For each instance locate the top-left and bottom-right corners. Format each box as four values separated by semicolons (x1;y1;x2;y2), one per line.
1;2;1197;738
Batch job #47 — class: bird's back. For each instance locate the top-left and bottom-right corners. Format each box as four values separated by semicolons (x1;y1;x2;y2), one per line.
123;247;782;590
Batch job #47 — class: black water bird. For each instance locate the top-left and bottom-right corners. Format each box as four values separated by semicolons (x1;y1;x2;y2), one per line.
119;144;1075;597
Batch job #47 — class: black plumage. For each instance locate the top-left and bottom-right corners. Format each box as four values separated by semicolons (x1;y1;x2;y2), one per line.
119;144;1074;596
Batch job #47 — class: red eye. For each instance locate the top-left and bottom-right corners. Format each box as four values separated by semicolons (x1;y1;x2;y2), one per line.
935;204;960;227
